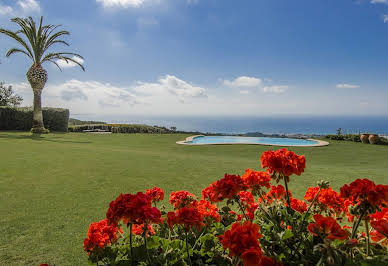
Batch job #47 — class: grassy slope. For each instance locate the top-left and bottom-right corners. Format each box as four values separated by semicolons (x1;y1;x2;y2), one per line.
0;132;387;265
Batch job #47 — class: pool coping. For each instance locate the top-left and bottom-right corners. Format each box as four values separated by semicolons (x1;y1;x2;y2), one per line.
176;135;329;147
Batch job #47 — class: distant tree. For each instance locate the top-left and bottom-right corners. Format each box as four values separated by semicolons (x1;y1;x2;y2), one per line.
0;16;84;133
0;82;23;107
170;126;177;132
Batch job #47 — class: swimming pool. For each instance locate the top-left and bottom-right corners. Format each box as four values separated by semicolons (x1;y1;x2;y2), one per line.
177;135;329;147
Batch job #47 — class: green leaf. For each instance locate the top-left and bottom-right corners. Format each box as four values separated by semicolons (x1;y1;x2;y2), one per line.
282;229;294;240
146;236;160;249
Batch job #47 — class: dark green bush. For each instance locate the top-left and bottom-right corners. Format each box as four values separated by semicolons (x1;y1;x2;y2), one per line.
0;106;69;132
68;124;173;134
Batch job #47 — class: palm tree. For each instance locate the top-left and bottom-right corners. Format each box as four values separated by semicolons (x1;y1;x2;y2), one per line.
0;16;84;133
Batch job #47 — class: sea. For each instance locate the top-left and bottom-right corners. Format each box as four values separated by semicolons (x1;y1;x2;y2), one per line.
72;115;388;135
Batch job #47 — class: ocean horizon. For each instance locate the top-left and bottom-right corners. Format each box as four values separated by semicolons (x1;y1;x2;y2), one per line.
71;115;388;135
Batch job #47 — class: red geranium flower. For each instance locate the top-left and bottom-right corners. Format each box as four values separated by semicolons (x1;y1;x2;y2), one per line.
197;199;221;222
169;190;197;209
166;207;204;231
145;187;164;204
307;214;348;240
371;219;388;238
304;187;345;213
370;231;388;246
218;221;263;257
370;207;388;221
106;192;162;226
239;191;259;219
288;198;308;214
83;219;120;254
202;174;248;203
132;224;155;236
260;256;283;266
241;248;263;266
261;148;306;179
260;185;291;204
340;179;388;207
242;169;271;193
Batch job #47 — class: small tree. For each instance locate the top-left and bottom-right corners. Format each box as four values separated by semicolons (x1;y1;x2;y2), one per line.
0;16;84;133
0;82;23;107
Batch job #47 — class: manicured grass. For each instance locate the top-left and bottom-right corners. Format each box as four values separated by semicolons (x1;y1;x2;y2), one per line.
0;132;387;265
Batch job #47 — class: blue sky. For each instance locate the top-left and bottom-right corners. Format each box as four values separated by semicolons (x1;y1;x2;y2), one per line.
1;0;388;118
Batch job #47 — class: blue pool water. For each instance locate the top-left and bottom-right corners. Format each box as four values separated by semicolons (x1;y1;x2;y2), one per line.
187;136;321;146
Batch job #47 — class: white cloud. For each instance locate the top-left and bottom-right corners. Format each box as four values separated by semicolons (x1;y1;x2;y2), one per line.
18;0;40;13
0;0;40;16
0;4;13;15
133;75;207;103
239;90;249;94
11;75;207;113
223;76;262;88
56;56;85;69
371;0;388;4
262;85;288;94
336;83;360;89
96;0;148;8
384;14;388;23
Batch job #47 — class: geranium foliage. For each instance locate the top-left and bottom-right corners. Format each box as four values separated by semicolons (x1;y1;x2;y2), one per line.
83;148;388;265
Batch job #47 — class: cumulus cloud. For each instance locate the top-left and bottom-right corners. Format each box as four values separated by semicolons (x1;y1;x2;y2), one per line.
56;56;85;69
0;4;13;15
0;0;40;16
336;84;360;89
239;90;249;94
384;14;388;23
371;0;388;4
133;75;207;103
18;0;40;12
11;75;207;113
96;0;148;8
223;76;262;88
262;85;288;94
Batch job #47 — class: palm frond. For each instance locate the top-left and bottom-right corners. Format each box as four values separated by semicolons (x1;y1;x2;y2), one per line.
0;28;34;60
46;59;63;71
6;48;33;59
1;16;84;70
42;52;85;71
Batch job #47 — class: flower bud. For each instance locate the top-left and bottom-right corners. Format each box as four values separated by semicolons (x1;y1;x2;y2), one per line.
317;180;330;189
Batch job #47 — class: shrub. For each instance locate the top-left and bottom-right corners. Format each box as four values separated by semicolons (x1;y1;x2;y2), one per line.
83;148;388;266
0;106;69;132
69;124;174;134
0;82;23;107
326;134;361;142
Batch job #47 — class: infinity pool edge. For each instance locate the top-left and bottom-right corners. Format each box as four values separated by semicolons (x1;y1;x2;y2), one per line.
176;135;329;147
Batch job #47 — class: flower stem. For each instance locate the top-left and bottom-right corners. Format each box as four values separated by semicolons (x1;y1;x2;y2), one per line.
299;188;321;231
185;231;192;265
351;208;367;239
129;224;133;265
365;219;370;256
143;226;152;265
283;176;292;213
236;198;250;221
292;188;322;259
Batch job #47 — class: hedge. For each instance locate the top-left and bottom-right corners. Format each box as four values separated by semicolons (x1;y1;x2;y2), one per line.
0;106;69;132
68;124;173;134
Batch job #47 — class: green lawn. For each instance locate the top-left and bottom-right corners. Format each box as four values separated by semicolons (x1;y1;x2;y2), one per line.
0;132;387;265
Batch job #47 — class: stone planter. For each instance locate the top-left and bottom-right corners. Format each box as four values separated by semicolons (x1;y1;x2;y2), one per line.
369;134;379;145
360;134;370;144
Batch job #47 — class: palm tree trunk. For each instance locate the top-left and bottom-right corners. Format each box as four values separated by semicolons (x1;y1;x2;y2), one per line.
27;64;49;134
32;88;45;131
